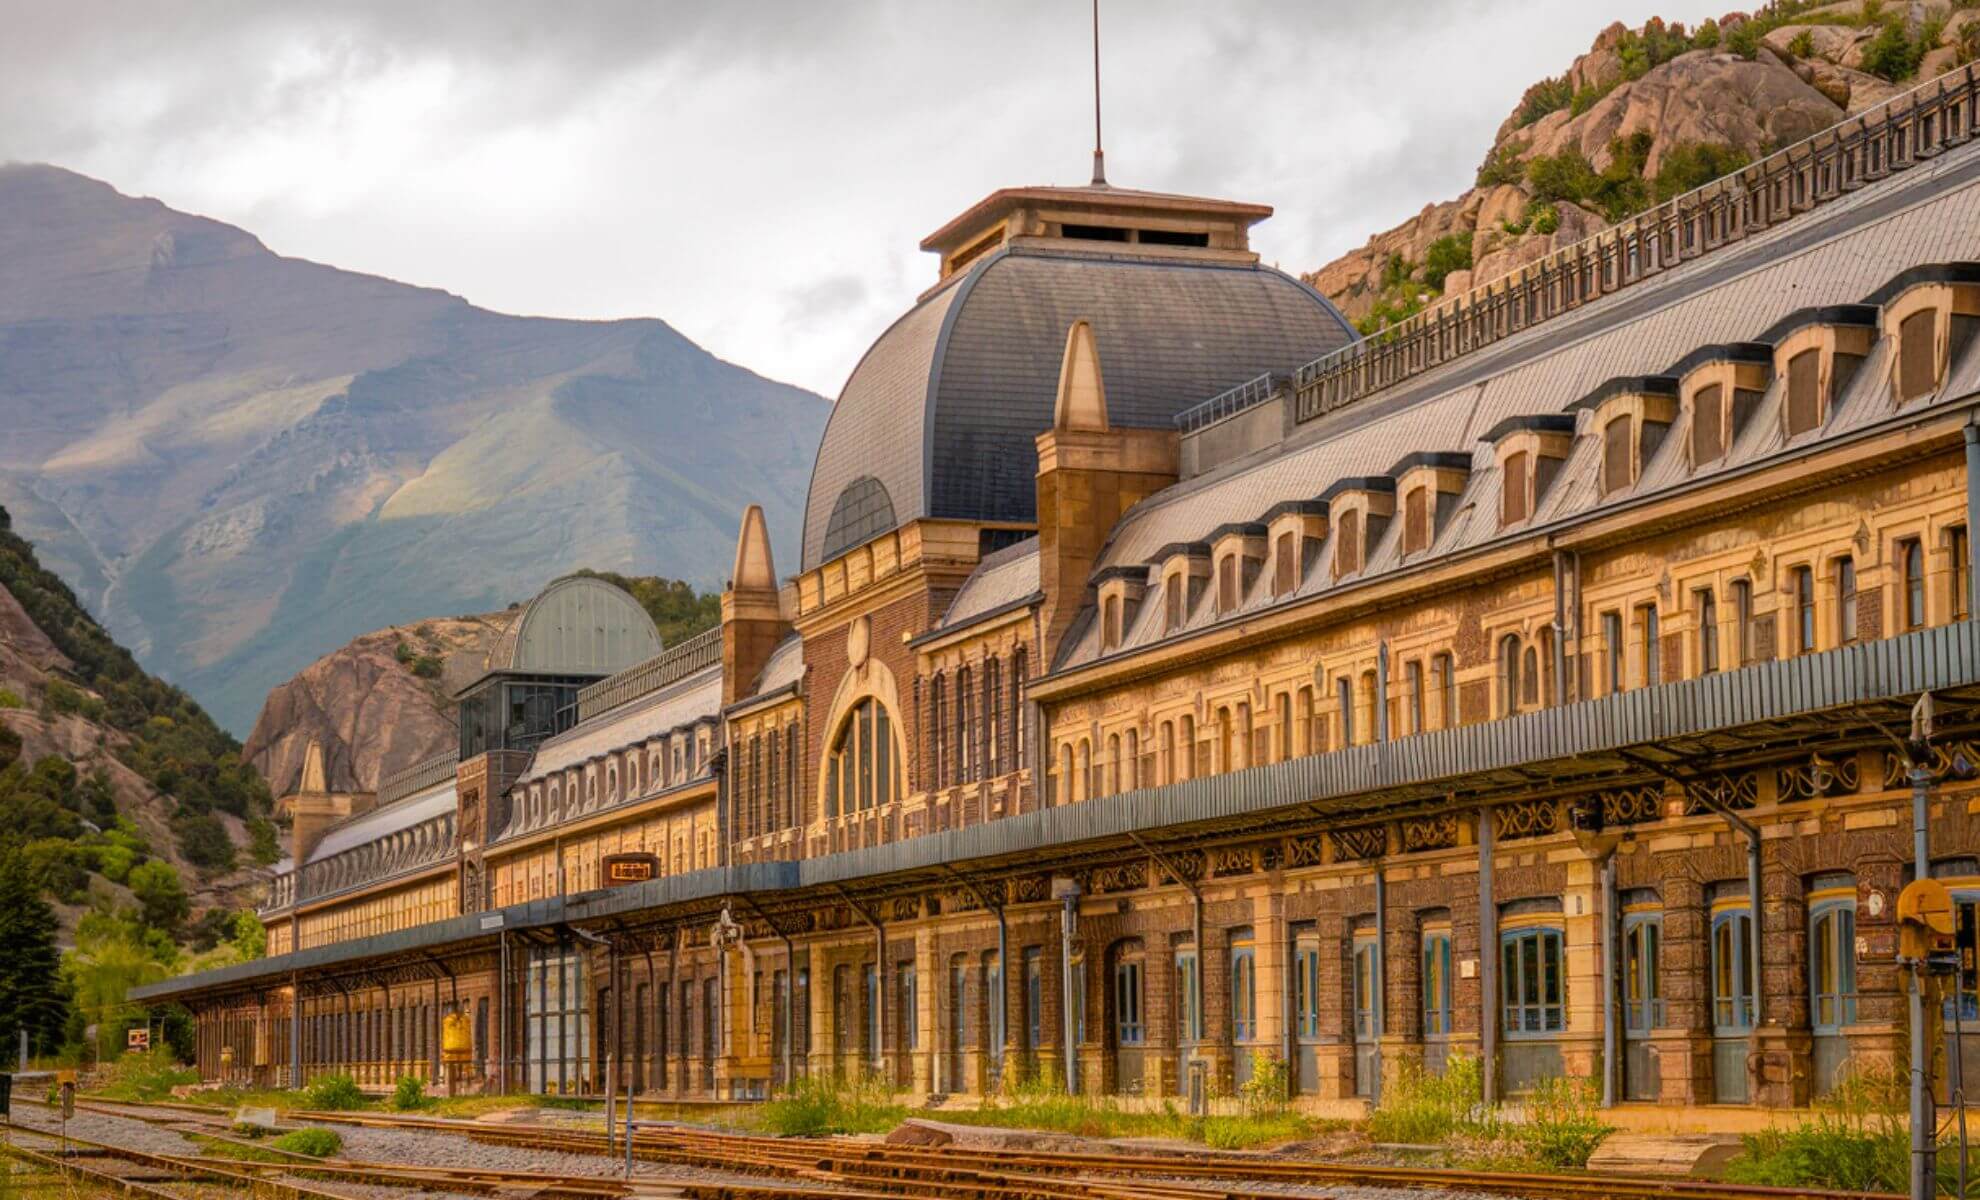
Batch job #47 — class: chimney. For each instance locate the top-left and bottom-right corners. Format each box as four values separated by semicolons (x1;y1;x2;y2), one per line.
1035;320;1179;666
721;504;791;705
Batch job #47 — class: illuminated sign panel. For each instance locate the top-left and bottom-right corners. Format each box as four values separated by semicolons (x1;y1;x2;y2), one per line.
602;852;660;886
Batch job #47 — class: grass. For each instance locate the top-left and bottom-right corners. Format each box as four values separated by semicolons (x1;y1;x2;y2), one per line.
93;1049;198;1102
756;1074;908;1136
1713;1065;1980;1194
1368;1054;1612;1170
272;1128;344;1157
191;1136;293;1164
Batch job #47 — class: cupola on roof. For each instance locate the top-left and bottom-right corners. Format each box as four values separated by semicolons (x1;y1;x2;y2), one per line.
802;180;1356;570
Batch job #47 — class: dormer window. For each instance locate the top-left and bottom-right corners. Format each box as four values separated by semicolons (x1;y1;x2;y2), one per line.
1601;416;1633;494
1273;531;1296;596
1333;509;1362;578
1784;348;1821;436
1102;594;1123;650
1501;451;1531;525
1691;384;1725;463
1403;486;1429;553
1217;555;1239;613
1763;305;1877;440
1897;309;1937;402
1164;574;1184;631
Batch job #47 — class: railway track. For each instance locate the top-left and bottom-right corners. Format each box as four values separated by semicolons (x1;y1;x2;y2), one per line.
32;1095;1905;1200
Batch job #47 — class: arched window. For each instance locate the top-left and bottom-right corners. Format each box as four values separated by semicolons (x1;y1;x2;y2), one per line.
1179;715;1196;781
1160;721;1176;785
785;724;799;821
955;665;974;785
1107;733;1122;795
1012;649;1029;771
1521;645;1540;707
1500;635;1522;715
1216;706;1233;774
1076;740;1092;803
1125;727;1139;789
1897;308;1938;402
930;673;947;790
984;656;1003;776
1277;692;1293;762
1058;743;1074;804
767;730;781;830
824;699;899;817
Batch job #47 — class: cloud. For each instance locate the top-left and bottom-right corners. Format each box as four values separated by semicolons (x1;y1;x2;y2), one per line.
0;0;1729;398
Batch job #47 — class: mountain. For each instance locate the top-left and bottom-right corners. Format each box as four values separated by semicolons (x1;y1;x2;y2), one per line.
0;502;270;941
0;165;830;735
1308;2;1979;329
242;569;719;796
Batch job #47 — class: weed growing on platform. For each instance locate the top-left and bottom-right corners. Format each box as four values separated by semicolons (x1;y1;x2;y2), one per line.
1369;1054;1492;1145
949;1071;1323;1150
94;1048;198;1101
390;1075;434;1111
299;1073;369;1111
1513;1075;1610;1168
272;1128;343;1158
757;1075;906;1136
1725;1065;1908;1193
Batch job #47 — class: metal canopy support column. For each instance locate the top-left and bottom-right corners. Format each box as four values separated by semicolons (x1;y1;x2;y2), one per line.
1372;864;1386;1105
1478;806;1497;1102
289;972;302;1089
498;930;510;1094
1965;423;1980;616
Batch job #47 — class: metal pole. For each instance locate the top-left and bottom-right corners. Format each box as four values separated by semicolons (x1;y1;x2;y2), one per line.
1600;854;1617;1109
1061;891;1078;1095
1964;424;1980;616
498;932;509;1095
1372;866;1386;1106
1912;760;1936;1200
1479;807;1498;1102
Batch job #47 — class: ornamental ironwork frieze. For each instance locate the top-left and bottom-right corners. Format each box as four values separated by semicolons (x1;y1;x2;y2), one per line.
1092;861;1147;893
1881;742;1980;788
1496;799;1560;840
1156;849;1206;885
1682;771;1758;815
1012;876;1049;904
1401;812;1459;853
891;895;922;921
1330;824;1388;862
1600;785;1664;827
1777;754;1858;801
1211;846;1257;877
1286;834;1325;869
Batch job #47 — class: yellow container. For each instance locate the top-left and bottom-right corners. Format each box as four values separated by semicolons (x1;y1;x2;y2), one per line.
441;1010;472;1063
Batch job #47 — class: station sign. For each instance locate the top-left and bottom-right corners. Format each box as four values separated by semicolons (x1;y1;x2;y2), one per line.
127;1027;150;1051
602;852;660;886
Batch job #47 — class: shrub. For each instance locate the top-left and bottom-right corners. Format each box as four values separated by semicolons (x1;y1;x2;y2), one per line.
1421;235;1473;293
1475;142;1527;189
129;859;190;933
1788;29;1815;58
301;1072;368;1111
1531;204;1560;236
391;1074;431;1111
1238;1050;1290;1117
173;811;236;872
0;688;23;708
1369;1053;1491;1144
410;655;443;680
1526;148;1601;206
1654;142;1751;204
1512;77;1573;129
1860;16;1932;82
272;1128;343;1158
1518;1074;1611;1168
1724;1064;1907;1192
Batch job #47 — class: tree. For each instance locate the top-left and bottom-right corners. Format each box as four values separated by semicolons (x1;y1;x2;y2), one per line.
0;843;72;1058
66;907;172;1063
129;859;190;934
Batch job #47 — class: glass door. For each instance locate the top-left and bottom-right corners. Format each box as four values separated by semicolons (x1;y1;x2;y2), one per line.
1808;886;1856;1096
1292;930;1321;1094
1621;911;1662;1102
1352;933;1378;1098
1711;907;1753;1103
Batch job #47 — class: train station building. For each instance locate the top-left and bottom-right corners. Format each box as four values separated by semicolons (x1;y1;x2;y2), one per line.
141;72;1980;1115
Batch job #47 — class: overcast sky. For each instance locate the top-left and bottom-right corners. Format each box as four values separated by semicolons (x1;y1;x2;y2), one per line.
1;0;1728;399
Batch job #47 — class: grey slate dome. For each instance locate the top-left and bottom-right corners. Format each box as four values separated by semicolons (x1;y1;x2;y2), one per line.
801;184;1356;569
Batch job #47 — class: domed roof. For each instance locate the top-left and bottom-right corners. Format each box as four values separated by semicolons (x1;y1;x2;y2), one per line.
802;240;1354;569
487;574;664;675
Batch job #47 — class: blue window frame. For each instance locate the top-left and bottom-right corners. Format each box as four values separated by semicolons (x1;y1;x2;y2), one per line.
1809;899;1857;1032
1501;927;1565;1034
1422;931;1452;1037
1294;935;1322;1039
1230;930;1258;1044
1353;935;1380;1041
1176;949;1202;1043
1712;909;1755;1033
1114;958;1143;1045
1622;913;1664;1033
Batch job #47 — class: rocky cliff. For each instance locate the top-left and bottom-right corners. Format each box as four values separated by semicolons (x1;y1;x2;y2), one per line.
0;165;831;736
1308;1;1980;330
0;504;269;939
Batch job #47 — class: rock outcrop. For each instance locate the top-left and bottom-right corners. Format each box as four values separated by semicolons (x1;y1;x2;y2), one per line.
242;613;505;796
1308;5;1975;328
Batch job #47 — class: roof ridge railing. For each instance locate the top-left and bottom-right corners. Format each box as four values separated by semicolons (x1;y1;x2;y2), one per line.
1290;61;1980;426
1175;371;1282;433
376;750;462;806
577;626;724;721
